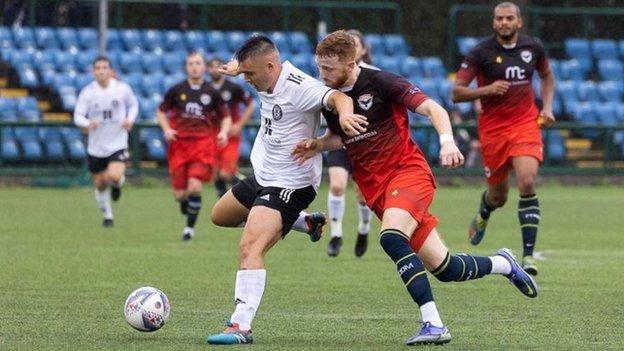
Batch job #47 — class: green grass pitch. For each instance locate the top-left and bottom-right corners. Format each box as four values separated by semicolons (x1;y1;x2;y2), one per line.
1;185;623;350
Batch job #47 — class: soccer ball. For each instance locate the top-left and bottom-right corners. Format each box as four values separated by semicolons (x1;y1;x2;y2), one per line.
124;286;170;332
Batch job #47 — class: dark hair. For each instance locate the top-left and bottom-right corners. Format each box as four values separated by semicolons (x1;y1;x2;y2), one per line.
234;34;277;62
186;51;206;62
347;29;374;65
494;1;521;17
92;55;111;67
207;56;222;66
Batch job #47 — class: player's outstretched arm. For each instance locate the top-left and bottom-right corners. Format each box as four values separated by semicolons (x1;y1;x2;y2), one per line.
218;114;232;146
538;69;556;128
326;91;368;137
230;100;256;137
415;99;464;169
452;79;510;103
156;109;177;141
292;130;343;165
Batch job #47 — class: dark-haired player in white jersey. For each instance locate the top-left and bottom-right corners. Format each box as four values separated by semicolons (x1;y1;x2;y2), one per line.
74;56;138;227
205;35;367;345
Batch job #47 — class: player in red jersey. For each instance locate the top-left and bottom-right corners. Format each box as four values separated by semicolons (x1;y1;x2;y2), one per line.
452;2;555;275
293;30;539;346
157;52;232;241
207;57;257;197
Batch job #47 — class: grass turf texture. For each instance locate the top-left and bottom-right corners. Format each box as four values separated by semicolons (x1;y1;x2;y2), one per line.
1;185;623;350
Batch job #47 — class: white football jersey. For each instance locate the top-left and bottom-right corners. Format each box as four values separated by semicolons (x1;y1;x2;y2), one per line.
251;61;335;191
74;78;139;158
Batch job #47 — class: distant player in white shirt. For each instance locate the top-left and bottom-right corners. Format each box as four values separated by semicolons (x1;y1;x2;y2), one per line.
205;35;367;345
74;56;138;227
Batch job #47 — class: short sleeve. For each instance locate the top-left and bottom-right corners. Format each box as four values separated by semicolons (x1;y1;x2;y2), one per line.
533;38;550;76
289;76;335;112
455;46;481;84
159;86;176;112
371;71;429;112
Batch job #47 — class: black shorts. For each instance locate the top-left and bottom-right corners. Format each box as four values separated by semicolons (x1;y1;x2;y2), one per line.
326;148;352;173
87;149;129;174
231;175;317;236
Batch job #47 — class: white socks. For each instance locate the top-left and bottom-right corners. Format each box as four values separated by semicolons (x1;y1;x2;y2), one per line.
357;203;371;235
94;188;113;219
291;211;309;233
328;193;345;238
420;301;443;328
489;256;512;275
230;269;266;330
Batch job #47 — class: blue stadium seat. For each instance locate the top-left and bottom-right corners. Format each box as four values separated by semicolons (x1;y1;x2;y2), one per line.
619;40;624;60
377;55;401;74
52;74;76;93
384;34;409;56
9;50;33;68
32;49;57;71
120;29;142;51
591;39;618;60
14;127;43;162
457;36;479;55
106;29;123;51
140;128;166;161
78;28;98;50
401;56;422;77
120;72;142;94
552;96;563;116
1;138;20;162
205;30;227;53
12;27;35;50
415;78;440;101
16;97;40;122
162;51;186;75
557;80;578;102
592;101;618;125
421;57;446;79
597;59;624;81
76;49;99;72
60;127;86;161
364;34;384;57
142;29;164;52
0;26;13;49
56;27;79;50
597;81;623;102
139;98;158;121
38;127;65;161
141;74;165;96
16;65;39;89
543;130;565;163
0;98;18;122
54;51;77;72
575;80;600;102
75;73;92;91
38;66;56;86
35;27;59;50
548;59;560;78
437;79;453;105
185;30;206;51
120;51;143;74
563;99;579;117
163;73;184;90
290;54;313;76
616;103;624;123
573;103;596;123
289;32;312;55
559;59;586;81
162;30;185;52
141;54;163;74
226;31;246;52
269;32;291;55
564;38;591;60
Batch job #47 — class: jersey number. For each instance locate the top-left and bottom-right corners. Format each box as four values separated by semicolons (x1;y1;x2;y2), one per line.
264;118;272;135
103;110;113;120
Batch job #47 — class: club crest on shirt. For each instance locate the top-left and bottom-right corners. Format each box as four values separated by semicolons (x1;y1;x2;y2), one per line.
357;93;374;111
221;90;232;102
180;94;186;101
200;94;212;105
112;99;119;107
272;104;283;121
521;50;532;63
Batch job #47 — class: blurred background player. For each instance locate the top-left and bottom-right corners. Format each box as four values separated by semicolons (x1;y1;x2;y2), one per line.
207;57;257;197
324;29;376;258
206;35;365;345
157;52;232;241
452;1;555;275
294;30;539;345
73;56;138;228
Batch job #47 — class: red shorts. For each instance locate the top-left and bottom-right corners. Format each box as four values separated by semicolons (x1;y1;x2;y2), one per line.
168;137;216;190
216;136;241;175
480;122;543;185
369;166;439;252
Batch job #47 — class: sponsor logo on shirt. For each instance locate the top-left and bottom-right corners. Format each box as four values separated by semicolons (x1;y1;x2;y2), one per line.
521;50;532;63
344;130;378;144
272;105;283;121
221;90;232;102
357;93;374;111
496;56;503;64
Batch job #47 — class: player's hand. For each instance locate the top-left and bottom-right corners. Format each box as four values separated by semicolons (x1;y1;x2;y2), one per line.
538;109;555;128
292;138;321;165
217;131;228;147
218;60;241;76
121;119;134;131
88;121;100;130
339;113;368;137
486;80;510;96
163;128;177;142
439;140;465;169
228;122;243;137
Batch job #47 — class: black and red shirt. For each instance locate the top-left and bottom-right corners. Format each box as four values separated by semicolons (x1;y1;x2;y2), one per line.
211;79;253;124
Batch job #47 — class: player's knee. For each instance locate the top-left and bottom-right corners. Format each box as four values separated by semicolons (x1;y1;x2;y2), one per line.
488;192;508;207
517;174;536;194
210;205;227;227
329;183;345;196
